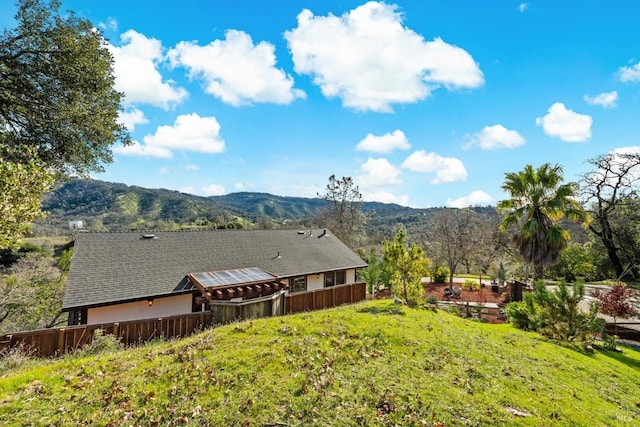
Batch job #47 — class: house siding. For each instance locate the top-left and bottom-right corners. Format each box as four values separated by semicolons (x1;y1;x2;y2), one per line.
307;274;324;292
87;294;193;325
281;268;359;294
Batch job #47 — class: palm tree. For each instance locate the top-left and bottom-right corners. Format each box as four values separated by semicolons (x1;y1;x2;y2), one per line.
497;163;587;280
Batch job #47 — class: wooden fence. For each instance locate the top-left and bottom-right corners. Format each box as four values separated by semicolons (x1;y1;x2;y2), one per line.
0;282;367;358
285;281;366;314
0;311;212;358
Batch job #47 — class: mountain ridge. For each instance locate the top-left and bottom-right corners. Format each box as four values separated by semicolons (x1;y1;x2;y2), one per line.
38;179;438;234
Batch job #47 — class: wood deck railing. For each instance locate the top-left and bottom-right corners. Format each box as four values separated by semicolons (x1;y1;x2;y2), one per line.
0;311;212;358
284;281;366;314
0;282;367;358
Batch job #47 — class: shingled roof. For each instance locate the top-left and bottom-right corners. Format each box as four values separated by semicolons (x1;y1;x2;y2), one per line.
63;229;367;310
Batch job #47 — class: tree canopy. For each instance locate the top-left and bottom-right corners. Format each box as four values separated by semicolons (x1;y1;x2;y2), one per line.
581;152;640;280
317;175;366;248
498;163;587;280
382;227;428;305
0;0;129;247
0;150;54;247
426;208;479;289
0;0;130;176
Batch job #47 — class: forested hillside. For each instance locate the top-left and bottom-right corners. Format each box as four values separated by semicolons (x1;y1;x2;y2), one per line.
37;179;459;237
38;179;248;233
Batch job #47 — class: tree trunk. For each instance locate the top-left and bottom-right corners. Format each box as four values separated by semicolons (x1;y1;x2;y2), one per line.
403;278;409;304
591;220;625;279
533;263;543;282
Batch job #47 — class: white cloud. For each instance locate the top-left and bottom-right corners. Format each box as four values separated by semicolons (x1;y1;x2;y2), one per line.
363;190;410;206
401;150;467;184
113;141;172;158
109;30;188;109
611;146;640;156
618;61;640;82
603;146;640;185
202;183;226;196
584;91;618;109
159;166;171;174
98;17;118;31
357;158;402;187
184;164;200;171
355;129;410;153
115;113;225;158
446;190;493;208
168;30;305;106
464;124;525;150
234;182;246;190
535;102;592;142
518;3;529;12
284;2;484;112
179;186;196;194
118;107;148;131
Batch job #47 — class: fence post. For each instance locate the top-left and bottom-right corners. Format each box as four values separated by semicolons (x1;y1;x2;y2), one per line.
58;329;65;356
113;323;119;338
157;318;163;340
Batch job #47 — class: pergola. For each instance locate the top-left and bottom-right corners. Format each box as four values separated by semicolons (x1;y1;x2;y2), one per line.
189;267;288;305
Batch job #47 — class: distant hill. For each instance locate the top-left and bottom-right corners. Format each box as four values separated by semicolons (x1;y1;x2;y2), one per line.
38;179;248;233
36;179;499;239
214;192;325;220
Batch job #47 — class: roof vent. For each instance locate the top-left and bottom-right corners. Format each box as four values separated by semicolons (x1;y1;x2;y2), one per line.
141;234;157;240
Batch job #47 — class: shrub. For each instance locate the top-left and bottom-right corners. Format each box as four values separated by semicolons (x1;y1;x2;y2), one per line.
75;329;123;356
506;300;538;330
426;295;438;309
506;281;604;343
431;265;449;283
462;279;480;291
0;345;35;375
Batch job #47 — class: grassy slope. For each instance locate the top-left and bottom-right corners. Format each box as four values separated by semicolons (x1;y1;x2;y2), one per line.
1;300;639;426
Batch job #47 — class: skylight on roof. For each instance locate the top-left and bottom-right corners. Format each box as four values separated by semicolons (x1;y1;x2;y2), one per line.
190;267;276;288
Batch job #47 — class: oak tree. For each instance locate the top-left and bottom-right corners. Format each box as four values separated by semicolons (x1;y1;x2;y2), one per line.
1;0;129;246
426;208;479;290
1;0;130;175
581;152;640;280
0;150;54;247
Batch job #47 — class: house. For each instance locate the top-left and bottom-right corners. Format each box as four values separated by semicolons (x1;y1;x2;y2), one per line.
63;229;367;325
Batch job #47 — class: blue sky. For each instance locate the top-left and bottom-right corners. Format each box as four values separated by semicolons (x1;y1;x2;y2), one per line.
4;1;640;207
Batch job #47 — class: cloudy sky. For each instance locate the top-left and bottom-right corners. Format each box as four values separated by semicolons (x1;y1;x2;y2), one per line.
3;1;640;207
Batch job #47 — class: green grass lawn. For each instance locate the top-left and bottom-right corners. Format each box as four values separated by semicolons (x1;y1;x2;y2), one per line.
1;300;639;426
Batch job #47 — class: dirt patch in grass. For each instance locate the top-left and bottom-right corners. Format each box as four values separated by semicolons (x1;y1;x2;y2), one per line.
424;282;507;305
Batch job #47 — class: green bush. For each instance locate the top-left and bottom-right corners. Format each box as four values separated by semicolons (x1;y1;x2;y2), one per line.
506;281;604;343
431;265;449;283
463;279;480;291
505;300;537;330
426;295;438;307
75;329;124;356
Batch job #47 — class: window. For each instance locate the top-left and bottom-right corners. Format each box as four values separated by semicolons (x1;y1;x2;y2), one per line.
325;270;346;288
290;276;307;292
324;272;335;287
